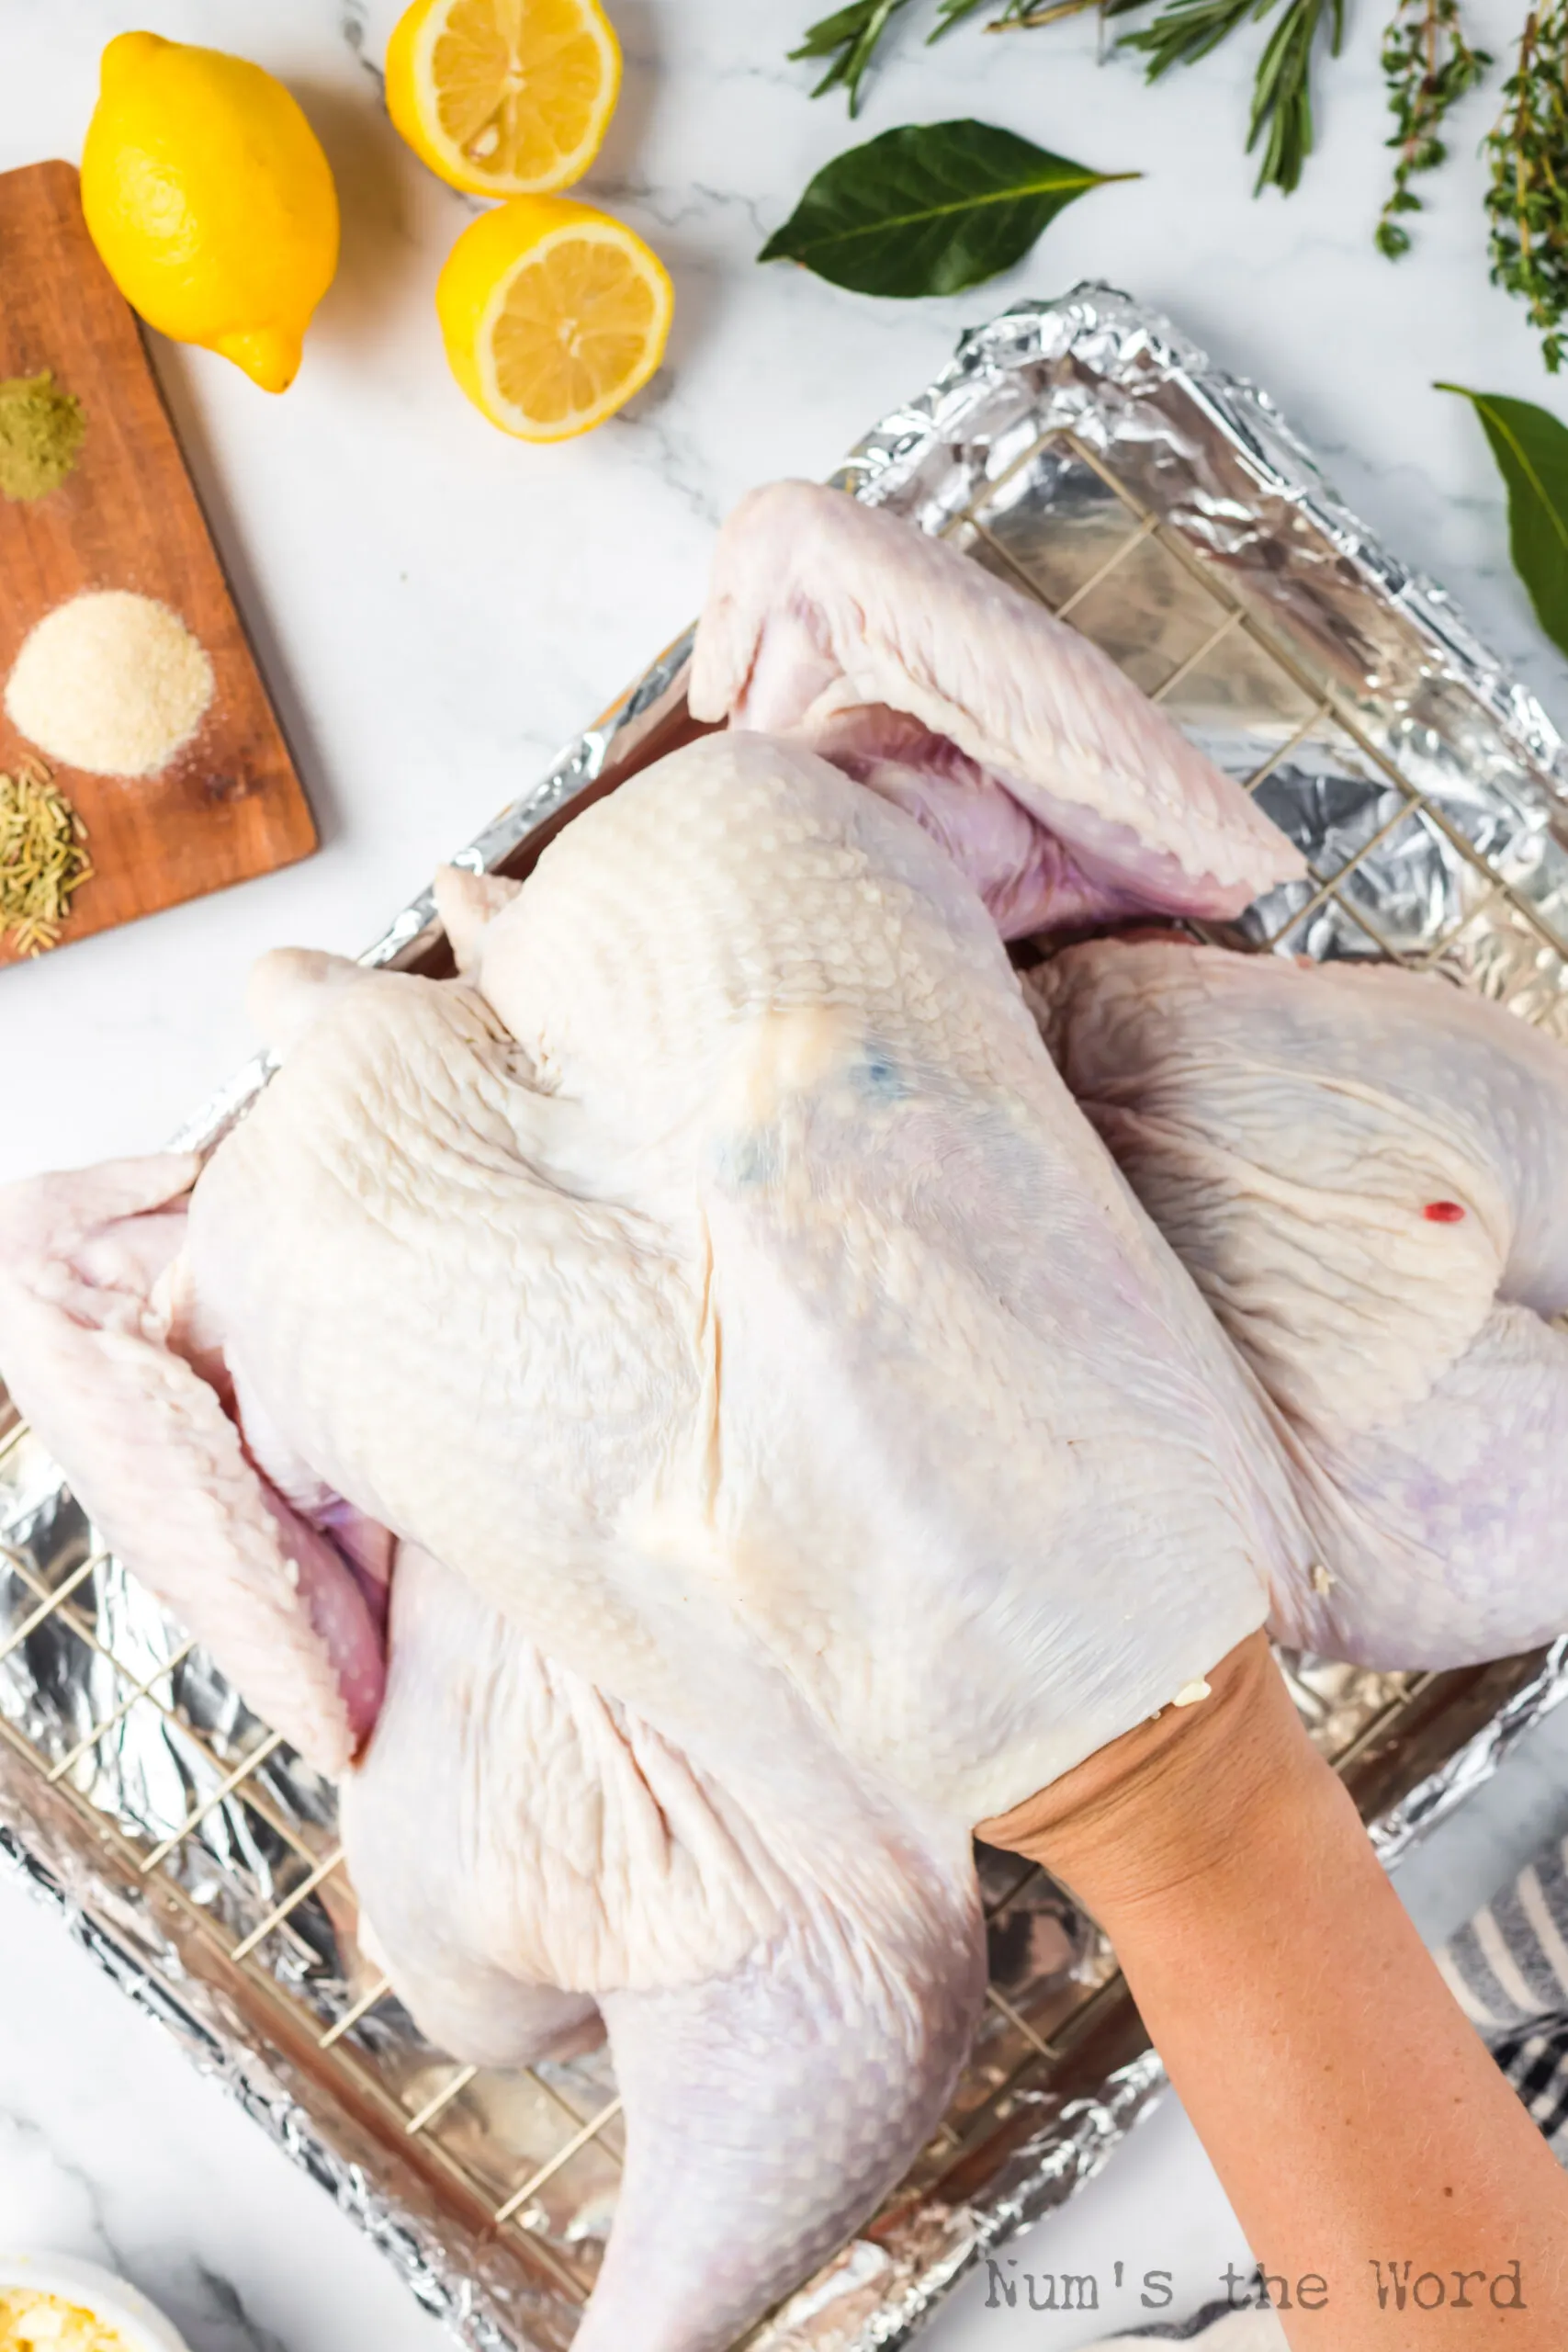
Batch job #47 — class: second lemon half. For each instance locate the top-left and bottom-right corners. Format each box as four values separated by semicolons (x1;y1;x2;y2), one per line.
387;0;621;197
436;197;672;441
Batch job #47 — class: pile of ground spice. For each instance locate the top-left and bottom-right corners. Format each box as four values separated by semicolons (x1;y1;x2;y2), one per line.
5;590;214;777
0;755;93;955
0;370;85;501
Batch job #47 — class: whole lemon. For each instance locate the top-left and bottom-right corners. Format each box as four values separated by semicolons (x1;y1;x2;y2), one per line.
81;32;340;394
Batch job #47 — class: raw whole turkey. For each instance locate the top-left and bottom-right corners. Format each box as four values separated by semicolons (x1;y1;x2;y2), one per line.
0;480;1478;2352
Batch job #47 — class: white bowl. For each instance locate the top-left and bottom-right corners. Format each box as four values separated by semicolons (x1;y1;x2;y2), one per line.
0;2256;190;2352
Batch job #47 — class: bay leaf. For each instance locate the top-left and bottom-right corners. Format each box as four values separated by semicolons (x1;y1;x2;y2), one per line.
759;119;1135;299
1438;383;1568;658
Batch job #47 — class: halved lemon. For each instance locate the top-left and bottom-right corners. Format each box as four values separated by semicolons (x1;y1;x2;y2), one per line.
386;0;621;197
436;196;673;441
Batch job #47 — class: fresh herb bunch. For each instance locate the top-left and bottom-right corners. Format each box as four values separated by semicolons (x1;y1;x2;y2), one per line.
791;0;1345;197
785;0;1568;316
1484;1;1568;369
1377;0;1491;259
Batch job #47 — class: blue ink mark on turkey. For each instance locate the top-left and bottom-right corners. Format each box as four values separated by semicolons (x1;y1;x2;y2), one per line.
858;1049;907;1102
716;1134;777;1190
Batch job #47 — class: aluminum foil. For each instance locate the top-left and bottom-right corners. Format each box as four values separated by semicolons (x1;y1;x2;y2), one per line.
6;281;1568;2352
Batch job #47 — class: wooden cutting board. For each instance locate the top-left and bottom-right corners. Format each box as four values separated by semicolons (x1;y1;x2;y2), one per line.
0;159;316;967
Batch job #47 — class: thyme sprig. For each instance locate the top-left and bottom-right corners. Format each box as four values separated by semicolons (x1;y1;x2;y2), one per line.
1377;0;1491;259
1484;0;1568;369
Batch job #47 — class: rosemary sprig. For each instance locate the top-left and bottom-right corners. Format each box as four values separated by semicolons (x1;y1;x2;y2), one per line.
790;0;916;114
1122;0;1255;75
792;0;1341;196
1251;0;1344;192
794;0;1142;107
1119;0;1341;191
1484;0;1568;370
1377;0;1491;258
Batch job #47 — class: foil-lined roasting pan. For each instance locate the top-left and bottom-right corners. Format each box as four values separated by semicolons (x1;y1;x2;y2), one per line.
6;283;1568;2351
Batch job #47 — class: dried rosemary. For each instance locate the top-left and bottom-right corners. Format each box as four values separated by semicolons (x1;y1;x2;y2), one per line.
1376;0;1491;258
0;757;93;956
1484;0;1568;370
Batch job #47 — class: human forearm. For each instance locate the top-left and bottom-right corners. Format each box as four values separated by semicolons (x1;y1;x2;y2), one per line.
981;1634;1568;2348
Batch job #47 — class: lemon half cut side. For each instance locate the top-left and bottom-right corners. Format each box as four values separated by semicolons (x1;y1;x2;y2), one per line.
437;197;673;441
387;0;622;198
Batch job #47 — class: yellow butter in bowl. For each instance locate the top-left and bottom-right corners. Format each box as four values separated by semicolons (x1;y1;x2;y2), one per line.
0;2289;134;2351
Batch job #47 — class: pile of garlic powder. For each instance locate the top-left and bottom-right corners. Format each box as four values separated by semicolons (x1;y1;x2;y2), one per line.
5;590;213;777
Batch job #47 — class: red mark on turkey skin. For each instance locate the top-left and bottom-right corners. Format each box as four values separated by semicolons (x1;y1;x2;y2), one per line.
1424;1201;1466;1223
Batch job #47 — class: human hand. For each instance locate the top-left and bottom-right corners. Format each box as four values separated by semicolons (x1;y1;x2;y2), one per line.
980;1632;1568;2351
976;1630;1298;1921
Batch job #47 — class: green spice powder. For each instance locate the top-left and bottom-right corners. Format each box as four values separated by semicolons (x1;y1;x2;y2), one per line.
0;370;86;501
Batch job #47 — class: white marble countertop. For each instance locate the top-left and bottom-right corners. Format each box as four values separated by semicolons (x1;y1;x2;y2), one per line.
4;1;1568;2346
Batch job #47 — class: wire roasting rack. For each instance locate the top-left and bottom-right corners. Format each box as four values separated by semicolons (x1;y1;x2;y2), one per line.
6;285;1568;2352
